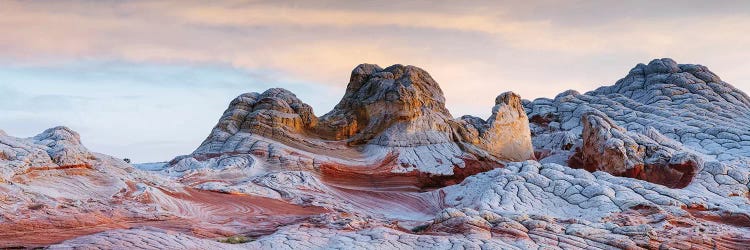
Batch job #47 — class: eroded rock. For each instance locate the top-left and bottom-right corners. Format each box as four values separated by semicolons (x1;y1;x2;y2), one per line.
171;64;534;185
569;111;701;188
526;58;750;186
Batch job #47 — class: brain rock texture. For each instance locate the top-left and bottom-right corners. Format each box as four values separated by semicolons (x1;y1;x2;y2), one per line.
2;59;750;249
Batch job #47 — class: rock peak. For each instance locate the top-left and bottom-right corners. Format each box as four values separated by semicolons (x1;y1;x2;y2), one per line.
338;63;446;108
642;58;681;74
33;126;84;145
182;63;534;182
585;58;750;109
319;63;452;144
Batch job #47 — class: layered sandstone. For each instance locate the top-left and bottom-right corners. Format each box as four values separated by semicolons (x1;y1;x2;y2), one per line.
4;59;750;249
0;126;95;181
0;128;328;248
172;64;534;187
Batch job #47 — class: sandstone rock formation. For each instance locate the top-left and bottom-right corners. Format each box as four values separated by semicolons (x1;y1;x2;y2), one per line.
0;126;95;181
172;64;534;188
569;111;701;188
526;58;750;181
4;59;750;249
0;128;328;248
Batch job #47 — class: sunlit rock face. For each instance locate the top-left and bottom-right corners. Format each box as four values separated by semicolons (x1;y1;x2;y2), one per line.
5;60;750;249
171;64;535;188
317;64;454;145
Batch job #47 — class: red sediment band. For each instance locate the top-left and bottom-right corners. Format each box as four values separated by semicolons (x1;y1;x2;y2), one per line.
318;153;503;191
21;163;92;173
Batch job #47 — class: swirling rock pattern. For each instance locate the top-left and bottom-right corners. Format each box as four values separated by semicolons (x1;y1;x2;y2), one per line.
171;64;534;186
6;59;750;249
0;129;327;248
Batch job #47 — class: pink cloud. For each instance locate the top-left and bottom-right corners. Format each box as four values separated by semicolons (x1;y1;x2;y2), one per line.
0;0;748;116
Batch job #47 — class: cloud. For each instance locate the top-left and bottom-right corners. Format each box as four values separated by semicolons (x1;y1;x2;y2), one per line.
2;1;749;111
0;61;343;162
1;0;749;161
3;1;749;77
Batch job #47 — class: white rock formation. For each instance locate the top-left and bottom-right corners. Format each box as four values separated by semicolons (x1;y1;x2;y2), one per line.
6;59;750;249
526;59;750;183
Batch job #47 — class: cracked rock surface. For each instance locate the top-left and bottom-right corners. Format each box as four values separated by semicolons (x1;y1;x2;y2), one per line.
570;111;701;188
3;59;750;249
526;58;750;162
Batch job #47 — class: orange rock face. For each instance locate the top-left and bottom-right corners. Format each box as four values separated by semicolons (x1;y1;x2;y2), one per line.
176;64;535;185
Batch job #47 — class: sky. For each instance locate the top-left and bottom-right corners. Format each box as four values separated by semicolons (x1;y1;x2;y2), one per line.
1;0;749;163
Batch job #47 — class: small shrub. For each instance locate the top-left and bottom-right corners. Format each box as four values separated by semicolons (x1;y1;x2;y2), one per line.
123;158;131;164
411;224;429;233
218;235;252;244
